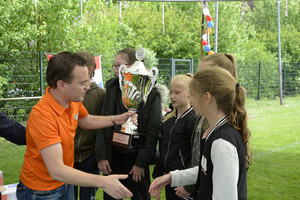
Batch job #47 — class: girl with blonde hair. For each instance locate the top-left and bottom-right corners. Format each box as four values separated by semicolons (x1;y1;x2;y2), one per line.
152;73;198;200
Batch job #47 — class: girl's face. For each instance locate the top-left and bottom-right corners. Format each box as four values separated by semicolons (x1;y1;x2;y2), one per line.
113;54;130;77
190;90;206;116
169;80;190;109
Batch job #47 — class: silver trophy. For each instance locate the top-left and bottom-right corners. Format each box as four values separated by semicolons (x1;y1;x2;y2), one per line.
111;48;159;149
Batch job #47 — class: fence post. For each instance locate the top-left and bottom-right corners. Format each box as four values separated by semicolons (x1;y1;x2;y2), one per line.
190;58;194;74
257;61;262;100
282;62;286;97
277;0;283;105
171;57;175;79
39;52;44;96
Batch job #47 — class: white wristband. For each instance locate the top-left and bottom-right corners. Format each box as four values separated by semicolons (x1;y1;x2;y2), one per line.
111;115;118;126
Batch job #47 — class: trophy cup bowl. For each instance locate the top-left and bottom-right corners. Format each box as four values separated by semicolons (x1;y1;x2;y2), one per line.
111;60;159;149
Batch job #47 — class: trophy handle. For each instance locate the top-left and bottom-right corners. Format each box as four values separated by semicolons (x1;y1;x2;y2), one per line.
143;67;159;102
118;64;127;90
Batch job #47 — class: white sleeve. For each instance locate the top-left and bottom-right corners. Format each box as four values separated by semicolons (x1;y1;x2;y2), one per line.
211;139;239;200
170;166;198;187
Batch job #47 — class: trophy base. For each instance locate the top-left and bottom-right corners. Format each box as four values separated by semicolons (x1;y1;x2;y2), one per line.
111;131;146;149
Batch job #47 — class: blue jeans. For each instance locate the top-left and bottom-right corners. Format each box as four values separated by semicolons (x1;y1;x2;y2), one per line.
73;155;99;200
16;180;74;200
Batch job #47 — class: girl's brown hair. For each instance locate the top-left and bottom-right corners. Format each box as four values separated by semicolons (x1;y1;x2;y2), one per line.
190;66;252;168
201;53;238;81
116;48;138;65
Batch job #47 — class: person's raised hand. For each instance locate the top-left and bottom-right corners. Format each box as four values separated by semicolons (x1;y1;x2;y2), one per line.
149;173;172;200
116;112;138;126
102;174;133;199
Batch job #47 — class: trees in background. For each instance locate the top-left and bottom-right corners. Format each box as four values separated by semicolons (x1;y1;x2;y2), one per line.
0;0;299;62
0;0;299;119
0;0;299;98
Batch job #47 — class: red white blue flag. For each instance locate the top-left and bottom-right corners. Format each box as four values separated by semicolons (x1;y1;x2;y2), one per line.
92;56;103;88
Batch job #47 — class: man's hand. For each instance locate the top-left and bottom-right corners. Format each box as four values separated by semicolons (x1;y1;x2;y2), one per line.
116;112;138;126
129;165;144;182
102;175;133;199
175;187;191;199
98;160;112;175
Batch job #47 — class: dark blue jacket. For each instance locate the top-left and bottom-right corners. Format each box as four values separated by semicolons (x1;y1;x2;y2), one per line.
0;112;26;145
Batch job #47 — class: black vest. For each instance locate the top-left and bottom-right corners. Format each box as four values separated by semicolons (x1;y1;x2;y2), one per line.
195;120;247;200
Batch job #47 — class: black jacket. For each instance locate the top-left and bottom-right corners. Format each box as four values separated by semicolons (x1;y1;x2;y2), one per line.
195;122;247;200
95;77;162;168
153;107;198;178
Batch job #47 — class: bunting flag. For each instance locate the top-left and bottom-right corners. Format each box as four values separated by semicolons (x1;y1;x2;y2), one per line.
92;56;104;88
46;53;104;89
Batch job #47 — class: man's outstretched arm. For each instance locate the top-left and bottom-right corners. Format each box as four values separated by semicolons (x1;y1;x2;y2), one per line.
41;143;133;199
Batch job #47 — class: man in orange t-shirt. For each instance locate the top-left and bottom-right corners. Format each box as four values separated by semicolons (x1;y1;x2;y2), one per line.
17;51;135;200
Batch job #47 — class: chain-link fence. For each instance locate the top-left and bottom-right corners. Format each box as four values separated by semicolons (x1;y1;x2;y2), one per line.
1;50;299;123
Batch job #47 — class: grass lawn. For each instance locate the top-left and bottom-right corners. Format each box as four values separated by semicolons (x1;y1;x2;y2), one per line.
1;96;300;199
246;96;300;200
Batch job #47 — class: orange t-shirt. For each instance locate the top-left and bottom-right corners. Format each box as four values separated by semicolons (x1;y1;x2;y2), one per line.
20;87;88;191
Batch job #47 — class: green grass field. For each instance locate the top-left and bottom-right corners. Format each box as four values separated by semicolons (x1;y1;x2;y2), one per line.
246;96;300;200
1;96;300;199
